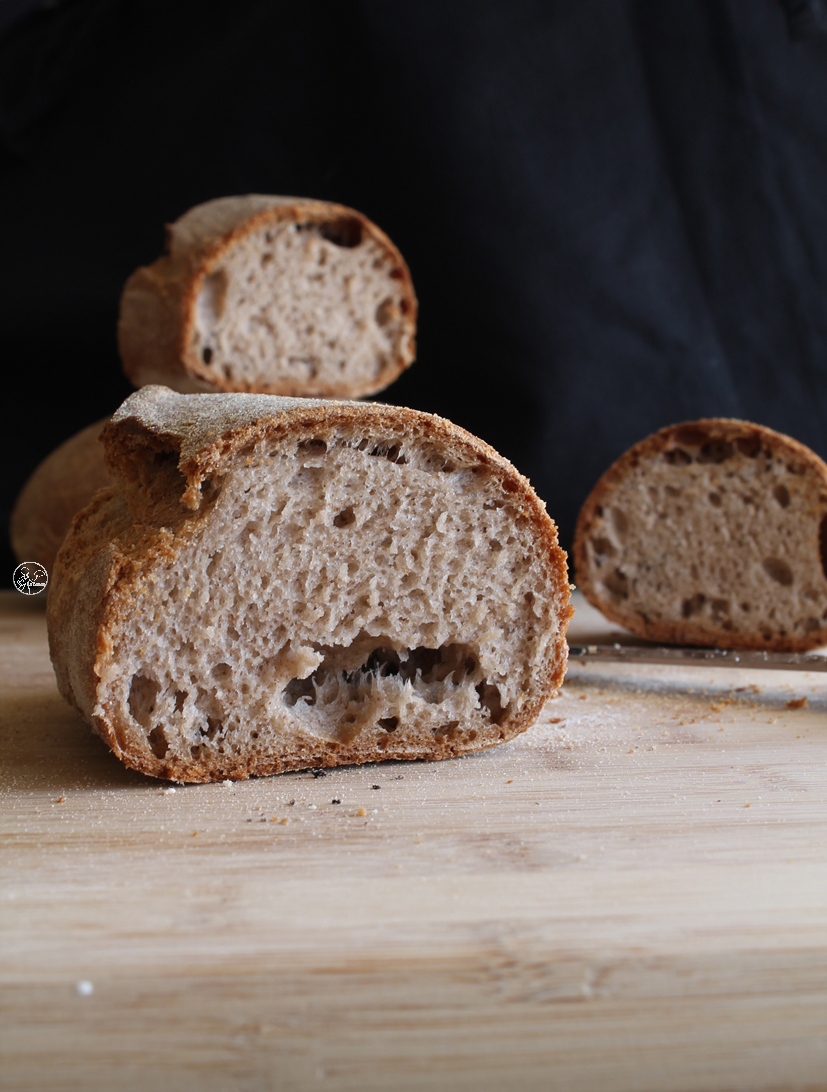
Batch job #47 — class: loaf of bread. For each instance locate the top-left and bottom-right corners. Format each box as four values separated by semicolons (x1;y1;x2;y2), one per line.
47;386;571;782
573;418;827;651
118;196;417;398
10;419;111;574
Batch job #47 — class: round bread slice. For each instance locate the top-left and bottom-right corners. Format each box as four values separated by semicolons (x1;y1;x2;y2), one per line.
47;386;571;782
573;418;827;651
118;196;417;398
11;419;112;575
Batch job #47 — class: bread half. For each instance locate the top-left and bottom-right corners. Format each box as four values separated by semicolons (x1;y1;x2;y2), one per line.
47;386;571;782
574;418;827;651
118;196;416;399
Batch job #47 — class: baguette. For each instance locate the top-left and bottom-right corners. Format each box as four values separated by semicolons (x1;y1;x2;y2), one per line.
573;418;827;651
118;196;417;398
47;386;571;782
10;419;111;574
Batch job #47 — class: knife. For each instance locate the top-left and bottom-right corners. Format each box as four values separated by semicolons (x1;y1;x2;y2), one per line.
568;644;827;672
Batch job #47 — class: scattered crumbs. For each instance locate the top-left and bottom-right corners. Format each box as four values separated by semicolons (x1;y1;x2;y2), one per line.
356;807;366;817
192;831;199;837
161;787;176;796
331;799;341;805
311;769;327;779
56;795;66;803
628;748;634;754
548;717;565;724
393;775;404;780
307;804;317;810
75;980;94;997
288;799;296;806
371;785;381;790
221;779;233;788
745;803;751;809
246;818;253;823
786;697;808;710
259;818;267;823
506;779;513;784
578;695;588;701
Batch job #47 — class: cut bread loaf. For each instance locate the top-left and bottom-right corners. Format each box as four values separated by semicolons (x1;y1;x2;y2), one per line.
573;418;827;651
118;196;417;398
10;419;111;574
47;386;571;782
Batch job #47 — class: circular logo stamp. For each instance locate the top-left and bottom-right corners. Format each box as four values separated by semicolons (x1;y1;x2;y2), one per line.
13;562;49;595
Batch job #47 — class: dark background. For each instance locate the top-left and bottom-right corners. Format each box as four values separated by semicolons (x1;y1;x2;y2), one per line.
2;0;827;586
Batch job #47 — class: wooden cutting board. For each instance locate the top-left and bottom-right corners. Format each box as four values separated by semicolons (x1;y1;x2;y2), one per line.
2;589;827;1092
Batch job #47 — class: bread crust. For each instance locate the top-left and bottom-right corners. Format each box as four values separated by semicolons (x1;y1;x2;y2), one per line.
574;418;827;651
10;419;112;574
118;196;417;398
49;387;571;782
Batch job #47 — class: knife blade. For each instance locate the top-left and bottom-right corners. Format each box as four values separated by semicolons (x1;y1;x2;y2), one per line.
568;644;827;672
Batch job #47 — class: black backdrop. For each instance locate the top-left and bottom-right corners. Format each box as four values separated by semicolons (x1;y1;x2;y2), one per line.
2;0;827;585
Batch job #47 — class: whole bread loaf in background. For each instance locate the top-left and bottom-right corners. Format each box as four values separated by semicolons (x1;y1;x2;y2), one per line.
118;196;417;398
574;418;827;652
10;419;111;575
47;386;571;782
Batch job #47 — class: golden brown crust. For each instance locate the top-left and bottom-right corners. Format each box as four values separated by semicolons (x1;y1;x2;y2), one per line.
117;196;417;398
50;389;571;782
574;418;827;651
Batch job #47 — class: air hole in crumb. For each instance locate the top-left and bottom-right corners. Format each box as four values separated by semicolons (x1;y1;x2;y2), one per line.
820;514;827;581
763;558;793;586
333;506;356;528
664;448;692;466
611;508;628;536
174;689;187;713
591;536;615;557
698;439;734;463
682;593;706;619
198;269;228;325
212;663;232;682
604;569;629;599
711;598;730;619
128;675;160;728
148;726;168;758
434;721;460;739
476;683;505;724
737;435;762;457
378;716;399;732
320;217;363;247
202;717;222;740
202;347;213;364
364;441;407;464
283;643;484;733
261;252;273;267
774;484;790;508
298;438;327;455
375;298;395;326
709;492;722;507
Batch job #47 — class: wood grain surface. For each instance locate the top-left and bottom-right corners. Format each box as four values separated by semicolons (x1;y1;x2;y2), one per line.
2;589;827;1091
